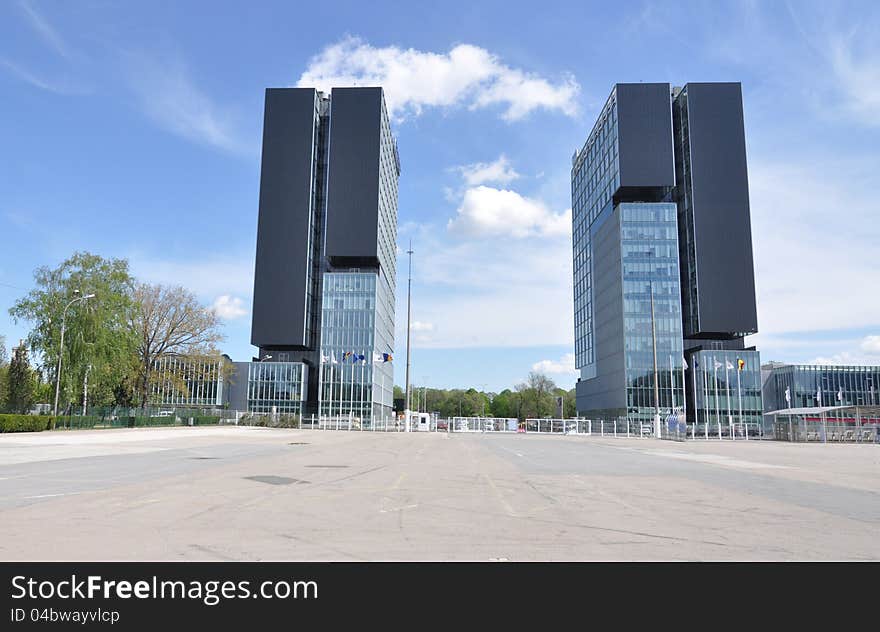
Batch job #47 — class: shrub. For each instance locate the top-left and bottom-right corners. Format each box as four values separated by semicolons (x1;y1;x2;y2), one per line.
0;414;54;433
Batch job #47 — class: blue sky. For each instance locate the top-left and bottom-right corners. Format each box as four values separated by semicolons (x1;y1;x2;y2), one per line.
1;0;879;392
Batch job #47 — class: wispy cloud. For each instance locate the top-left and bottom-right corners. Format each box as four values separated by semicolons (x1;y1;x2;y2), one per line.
297;36;580;121
0;57;85;95
121;52;256;155
17;0;72;60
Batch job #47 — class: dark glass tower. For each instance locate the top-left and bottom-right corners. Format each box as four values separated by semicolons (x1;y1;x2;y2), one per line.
571;82;761;433
251;87;399;419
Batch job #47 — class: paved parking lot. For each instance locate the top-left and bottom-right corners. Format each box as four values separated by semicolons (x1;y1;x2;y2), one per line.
0;427;877;560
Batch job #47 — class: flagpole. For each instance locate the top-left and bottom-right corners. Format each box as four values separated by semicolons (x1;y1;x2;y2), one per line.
350;355;355;427
690;357;699;439
318;357;324;427
682;356;688;436
725;360;733;440
786;385;793;441
669;355;676;412
714;356;721;440
703;359;709;440
738;361;745;440
650;281;660;439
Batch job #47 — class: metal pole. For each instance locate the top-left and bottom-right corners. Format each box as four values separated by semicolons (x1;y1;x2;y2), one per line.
737;362;745;440
82;363;91;418
714;356;721;440
650;282;660;438
53;311;68;419
404;241;413;427
702;360;709;440
725;360;733;440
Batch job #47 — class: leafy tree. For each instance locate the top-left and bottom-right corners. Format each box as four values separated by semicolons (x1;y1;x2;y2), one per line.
6;343;36;413
9;252;138;411
130;283;225;406
490;389;518;418
0;335;7;411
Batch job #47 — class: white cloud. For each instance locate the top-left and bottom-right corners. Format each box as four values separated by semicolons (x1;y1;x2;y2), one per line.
211;295;247;320
532;353;576;375
122;53;254;155
447;185;570;239
860;336;880;355
296;36;580;121
411;321;434;332
395;222;573;350
453;155;520;187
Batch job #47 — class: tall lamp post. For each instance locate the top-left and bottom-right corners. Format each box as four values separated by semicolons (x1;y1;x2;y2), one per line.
53;291;96;420
404;241;413;431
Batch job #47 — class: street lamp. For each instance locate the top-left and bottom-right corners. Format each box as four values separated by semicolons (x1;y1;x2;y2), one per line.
53;291;96;419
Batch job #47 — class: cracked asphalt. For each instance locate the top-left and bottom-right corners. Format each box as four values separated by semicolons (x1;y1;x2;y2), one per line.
0;426;877;560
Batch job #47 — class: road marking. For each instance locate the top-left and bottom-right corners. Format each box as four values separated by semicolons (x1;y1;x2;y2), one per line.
23;492;81;499
483;473;517;517
379;504;418;513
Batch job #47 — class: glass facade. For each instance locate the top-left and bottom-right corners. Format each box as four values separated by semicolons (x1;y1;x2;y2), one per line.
247;362;306;414
150;356;225;407
571;89;620;377
318;272;394;422
763;364;880;413
689;350;762;434
620;203;685;423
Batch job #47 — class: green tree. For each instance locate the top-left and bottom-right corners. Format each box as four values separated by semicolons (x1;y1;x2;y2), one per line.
517;372;557;419
490;389;518;418
9;252;138;412
0;335;8;411
6;343;36;413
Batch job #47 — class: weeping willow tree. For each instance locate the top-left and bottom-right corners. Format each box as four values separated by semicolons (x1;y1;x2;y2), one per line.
9;252;138;411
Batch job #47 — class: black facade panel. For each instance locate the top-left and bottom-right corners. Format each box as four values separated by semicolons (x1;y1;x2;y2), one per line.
686;83;758;336
325;87;381;264
251;88;316;348
615;83;675;195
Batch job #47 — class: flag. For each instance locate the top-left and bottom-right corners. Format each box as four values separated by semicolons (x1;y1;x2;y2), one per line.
383;353;393;362
816;389;822;405
784;386;791;404
714;360;722;370
330;352;338;364
343;351;352;361
725;360;734;371
357;354;366;364
737;358;745;371
321;353;329;364
837;388;843;402
372;352;383;363
682;356;688;370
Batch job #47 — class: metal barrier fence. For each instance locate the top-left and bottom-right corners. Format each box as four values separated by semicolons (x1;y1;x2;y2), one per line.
53;406;231;430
